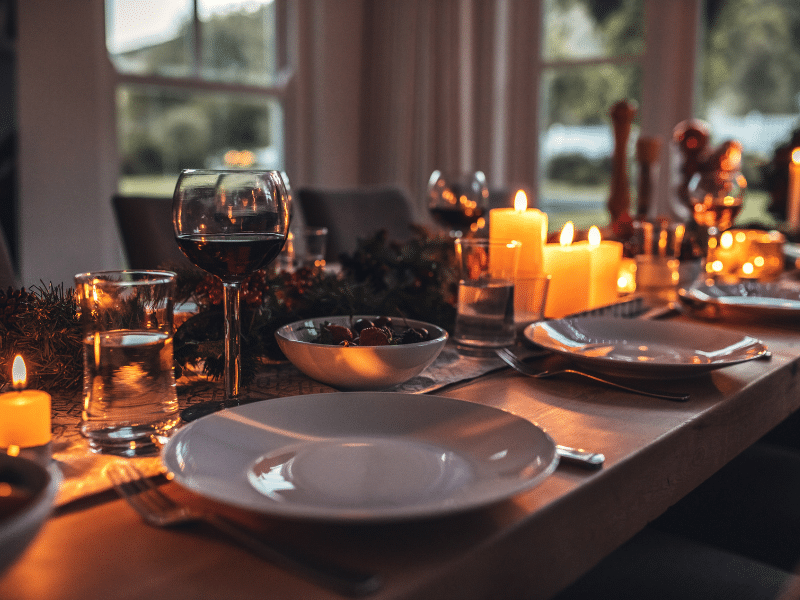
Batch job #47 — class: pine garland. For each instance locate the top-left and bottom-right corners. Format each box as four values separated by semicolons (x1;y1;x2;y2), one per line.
0;229;459;393
0;283;83;392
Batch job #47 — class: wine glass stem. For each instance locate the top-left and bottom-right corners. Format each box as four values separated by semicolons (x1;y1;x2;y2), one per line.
223;281;241;402
705;226;720;275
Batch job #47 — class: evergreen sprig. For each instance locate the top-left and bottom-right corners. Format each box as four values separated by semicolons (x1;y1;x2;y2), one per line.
0;283;83;392
0;230;459;393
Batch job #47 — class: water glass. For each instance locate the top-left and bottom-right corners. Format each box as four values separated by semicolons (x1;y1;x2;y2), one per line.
454;238;521;352
631;220;684;302
514;274;551;326
75;270;180;456
303;226;329;268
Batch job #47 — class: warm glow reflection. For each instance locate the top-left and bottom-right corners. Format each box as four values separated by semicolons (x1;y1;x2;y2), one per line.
742;262;754;276
559;222;575;246
94;332;101;368
723;195;736;206
792;147;800;165
720;231;733;249
11;355;26;388
514;190;528;211
588;225;601;246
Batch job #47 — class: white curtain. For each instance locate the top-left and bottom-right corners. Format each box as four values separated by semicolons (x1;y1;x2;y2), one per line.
359;0;543;219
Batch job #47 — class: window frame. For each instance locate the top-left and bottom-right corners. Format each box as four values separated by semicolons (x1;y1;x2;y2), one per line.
527;0;701;223
105;0;295;190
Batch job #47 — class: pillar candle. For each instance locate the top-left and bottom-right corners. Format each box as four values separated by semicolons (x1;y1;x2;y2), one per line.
788;148;800;232
489;191;547;275
0;356;51;449
575;226;623;308
542;222;591;318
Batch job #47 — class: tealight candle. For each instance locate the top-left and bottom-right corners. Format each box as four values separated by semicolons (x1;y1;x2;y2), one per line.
542;222;591;318
0;356;52;451
575;226;623;308
489;190;547;275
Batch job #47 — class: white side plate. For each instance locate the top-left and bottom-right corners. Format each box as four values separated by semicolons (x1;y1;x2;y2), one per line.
525;317;767;379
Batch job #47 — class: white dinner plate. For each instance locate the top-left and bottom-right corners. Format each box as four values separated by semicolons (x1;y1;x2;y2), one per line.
678;280;800;320
161;393;558;522
524;317;768;379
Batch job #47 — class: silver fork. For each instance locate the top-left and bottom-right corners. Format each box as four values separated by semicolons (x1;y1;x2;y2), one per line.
495;347;690;402
106;462;381;597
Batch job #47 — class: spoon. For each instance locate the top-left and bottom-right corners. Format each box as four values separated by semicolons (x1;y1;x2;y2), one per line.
556;445;605;469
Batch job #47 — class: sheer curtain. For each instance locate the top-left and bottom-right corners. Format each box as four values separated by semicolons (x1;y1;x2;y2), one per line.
359;0;542;218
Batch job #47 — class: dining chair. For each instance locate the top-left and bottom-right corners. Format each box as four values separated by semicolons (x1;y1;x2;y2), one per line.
296;186;416;261
0;222;18;289
113;195;196;271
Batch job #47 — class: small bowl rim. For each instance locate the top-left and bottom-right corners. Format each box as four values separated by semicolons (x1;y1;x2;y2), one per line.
275;315;448;349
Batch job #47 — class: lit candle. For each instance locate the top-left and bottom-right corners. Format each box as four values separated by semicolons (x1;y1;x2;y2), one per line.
0;356;52;451
575;226;623;308
542;222;591;318
788;148;800;232
489;191;547;275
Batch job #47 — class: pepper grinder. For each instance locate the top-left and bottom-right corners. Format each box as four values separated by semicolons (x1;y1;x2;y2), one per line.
672;119;711;214
635;136;662;220
607;100;638;236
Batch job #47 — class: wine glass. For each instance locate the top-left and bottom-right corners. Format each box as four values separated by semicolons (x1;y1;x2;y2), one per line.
688;141;747;282
427;170;489;237
173;169;290;410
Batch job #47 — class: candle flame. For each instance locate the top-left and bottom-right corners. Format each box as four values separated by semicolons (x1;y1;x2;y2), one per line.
513;190;527;211
559;222;575;246
11;355;26;389
588;226;601;246
793;147;800;165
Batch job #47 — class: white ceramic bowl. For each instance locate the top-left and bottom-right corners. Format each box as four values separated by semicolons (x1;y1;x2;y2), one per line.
0;455;60;576
275;315;448;390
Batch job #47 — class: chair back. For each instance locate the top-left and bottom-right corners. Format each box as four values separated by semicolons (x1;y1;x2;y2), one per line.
113;195;195;271
0;223;18;289
296;186;415;261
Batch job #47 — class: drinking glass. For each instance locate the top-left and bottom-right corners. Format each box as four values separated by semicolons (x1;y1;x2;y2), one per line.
453;238;521;354
688;141;747;280
172;170;290;406
76;270;180;456
427;170;489;238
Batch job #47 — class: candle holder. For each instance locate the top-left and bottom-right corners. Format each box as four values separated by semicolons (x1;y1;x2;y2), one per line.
706;229;785;282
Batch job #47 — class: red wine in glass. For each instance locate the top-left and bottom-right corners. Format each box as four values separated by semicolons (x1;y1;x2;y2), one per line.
175;233;285;282
173;169;290;416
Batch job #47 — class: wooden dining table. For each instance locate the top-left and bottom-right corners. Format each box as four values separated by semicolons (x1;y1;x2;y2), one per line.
2;310;800;600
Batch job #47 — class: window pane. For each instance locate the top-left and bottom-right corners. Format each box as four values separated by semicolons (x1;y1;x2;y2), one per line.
699;0;800;227
199;0;279;85
116;84;284;196
543;0;644;61
539;63;641;233
106;0;194;77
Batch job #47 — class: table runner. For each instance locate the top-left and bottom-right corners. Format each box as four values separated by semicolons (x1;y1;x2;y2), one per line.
51;296;649;506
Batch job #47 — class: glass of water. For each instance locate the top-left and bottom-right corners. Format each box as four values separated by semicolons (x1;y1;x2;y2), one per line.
453;238;521;354
75;270;180;456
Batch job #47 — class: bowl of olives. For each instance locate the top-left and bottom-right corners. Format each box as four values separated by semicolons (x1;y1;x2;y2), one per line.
275;315;448;390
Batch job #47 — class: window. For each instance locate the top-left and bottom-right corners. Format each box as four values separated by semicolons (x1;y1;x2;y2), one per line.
537;0;800;234
105;0;289;196
538;0;645;233
697;0;800;227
